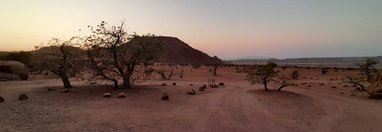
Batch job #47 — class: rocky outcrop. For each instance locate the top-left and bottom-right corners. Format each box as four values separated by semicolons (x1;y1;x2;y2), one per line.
0;61;29;80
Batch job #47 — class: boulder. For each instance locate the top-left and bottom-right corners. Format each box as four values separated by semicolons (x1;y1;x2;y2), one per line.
0;61;29;80
18;93;28;100
0;96;4;102
161;93;169;100
103;93;112;98
118;92;126;98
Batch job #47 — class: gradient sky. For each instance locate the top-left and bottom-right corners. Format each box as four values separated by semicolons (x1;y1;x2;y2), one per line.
0;0;381;59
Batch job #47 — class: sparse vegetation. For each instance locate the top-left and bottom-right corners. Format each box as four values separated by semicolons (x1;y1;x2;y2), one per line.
291;70;299;79
245;62;278;91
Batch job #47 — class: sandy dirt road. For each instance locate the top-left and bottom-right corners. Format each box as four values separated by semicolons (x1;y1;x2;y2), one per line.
1;79;382;132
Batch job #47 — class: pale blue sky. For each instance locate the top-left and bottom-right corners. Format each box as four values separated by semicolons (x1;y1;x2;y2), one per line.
0;0;381;59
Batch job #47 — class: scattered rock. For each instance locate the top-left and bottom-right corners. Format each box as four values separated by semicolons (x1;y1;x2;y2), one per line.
188;89;196;95
61;88;69;93
218;83;225;86
172;82;176;86
331;86;337;89
161;93;169;100
18;93;28;100
199;87;205;91
0;96;4;102
201;84;207;89
118;92;126;98
103;93;112;98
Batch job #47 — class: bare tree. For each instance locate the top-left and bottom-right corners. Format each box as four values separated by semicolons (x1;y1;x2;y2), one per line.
155;64;176;80
347;58;379;91
84;21;160;89
245;62;278;91
346;76;366;91
358;58;378;82
34;37;82;88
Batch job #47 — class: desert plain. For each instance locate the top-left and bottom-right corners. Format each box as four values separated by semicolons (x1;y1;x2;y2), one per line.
1;65;382;132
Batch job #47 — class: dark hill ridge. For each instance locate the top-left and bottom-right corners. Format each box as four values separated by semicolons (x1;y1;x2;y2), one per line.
127;36;223;64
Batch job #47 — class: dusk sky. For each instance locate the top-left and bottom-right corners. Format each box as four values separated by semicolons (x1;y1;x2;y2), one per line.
0;0;381;59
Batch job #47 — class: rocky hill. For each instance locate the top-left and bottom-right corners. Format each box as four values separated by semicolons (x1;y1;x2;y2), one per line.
127;36;223;65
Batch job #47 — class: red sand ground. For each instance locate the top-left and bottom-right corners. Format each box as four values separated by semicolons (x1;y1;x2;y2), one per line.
1;66;382;132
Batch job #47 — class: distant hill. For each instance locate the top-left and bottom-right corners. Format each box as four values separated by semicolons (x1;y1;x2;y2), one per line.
127;36;223;65
33;36;222;65
228;56;382;68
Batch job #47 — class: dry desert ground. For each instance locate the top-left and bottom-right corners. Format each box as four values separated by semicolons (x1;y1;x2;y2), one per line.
1;66;382;132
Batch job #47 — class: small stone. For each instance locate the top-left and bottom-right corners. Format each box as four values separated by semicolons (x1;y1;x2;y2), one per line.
340;91;345;94
0;96;4;102
320;83;324;85
188;89;196;95
61;88;69;93
103;93;112;98
172;82;176;86
350;93;357;96
308;85;312;87
218;83;225;86
331;86;337;89
161;93;169;100
118;92;126;98
189;84;193;86
18;94;28;100
161;83;167;86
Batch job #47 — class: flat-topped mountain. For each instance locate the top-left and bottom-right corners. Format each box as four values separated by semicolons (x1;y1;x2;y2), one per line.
228;56;382;68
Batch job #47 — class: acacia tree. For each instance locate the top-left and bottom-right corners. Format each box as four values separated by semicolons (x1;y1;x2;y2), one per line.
347;58;379;91
84;21;160;89
358;58;378;82
245;62;278;91
34;37;82;88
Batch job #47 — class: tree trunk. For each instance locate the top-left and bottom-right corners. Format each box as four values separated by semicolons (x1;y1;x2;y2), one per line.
122;73;132;89
60;72;72;88
113;79;119;90
263;81;269;91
